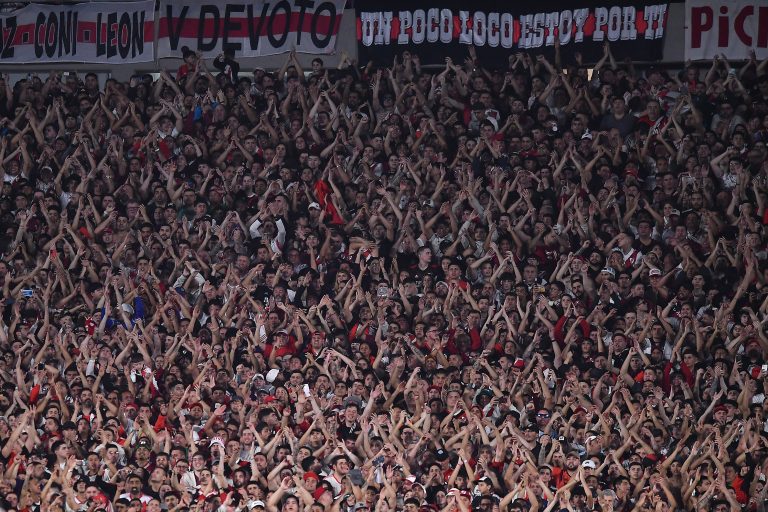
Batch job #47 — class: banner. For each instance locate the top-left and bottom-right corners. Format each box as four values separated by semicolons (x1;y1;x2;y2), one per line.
0;1;154;63
355;1;669;65
685;0;768;60
157;1;345;58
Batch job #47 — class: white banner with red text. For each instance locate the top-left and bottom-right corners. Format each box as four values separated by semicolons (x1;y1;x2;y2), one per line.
157;0;346;59
0;1;154;63
685;0;768;60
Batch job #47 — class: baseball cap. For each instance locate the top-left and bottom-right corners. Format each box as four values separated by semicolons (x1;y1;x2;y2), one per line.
581;460;597;469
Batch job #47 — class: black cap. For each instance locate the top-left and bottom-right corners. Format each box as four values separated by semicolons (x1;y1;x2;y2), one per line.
62;421;77;430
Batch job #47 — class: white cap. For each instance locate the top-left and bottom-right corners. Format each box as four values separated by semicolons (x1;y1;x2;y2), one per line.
266;368;280;383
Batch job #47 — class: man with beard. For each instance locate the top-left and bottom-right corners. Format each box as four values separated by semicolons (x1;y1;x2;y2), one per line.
552;451;581;488
119;473;152;504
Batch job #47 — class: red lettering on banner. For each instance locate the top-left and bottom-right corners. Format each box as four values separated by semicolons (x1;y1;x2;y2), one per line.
391;16;400;41
636;10;648;34
690;6;711;48
718;5;728;47
583;14;596;36
689;4;768;51
735;5;753;45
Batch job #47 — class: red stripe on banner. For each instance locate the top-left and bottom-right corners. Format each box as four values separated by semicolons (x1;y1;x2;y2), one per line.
9;20;154;46
158;13;339;38
513;18;521;43
77;21;155;43
302;13;340;35
582;13;596;36
145;20;155;42
391;16;400;41
77;23;93;43
11;23;34;45
636;9;648;35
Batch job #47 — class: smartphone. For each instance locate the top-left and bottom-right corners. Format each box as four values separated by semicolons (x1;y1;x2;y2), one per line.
21;289;34;298
302;384;311;397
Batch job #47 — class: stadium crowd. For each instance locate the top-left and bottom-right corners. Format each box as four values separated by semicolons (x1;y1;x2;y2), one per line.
0;40;768;512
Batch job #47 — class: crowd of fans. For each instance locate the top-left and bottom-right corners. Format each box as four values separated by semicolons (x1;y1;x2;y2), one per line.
0;38;767;512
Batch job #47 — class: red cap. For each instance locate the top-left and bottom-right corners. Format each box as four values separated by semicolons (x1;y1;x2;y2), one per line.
303;471;320;481
313;487;330;500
